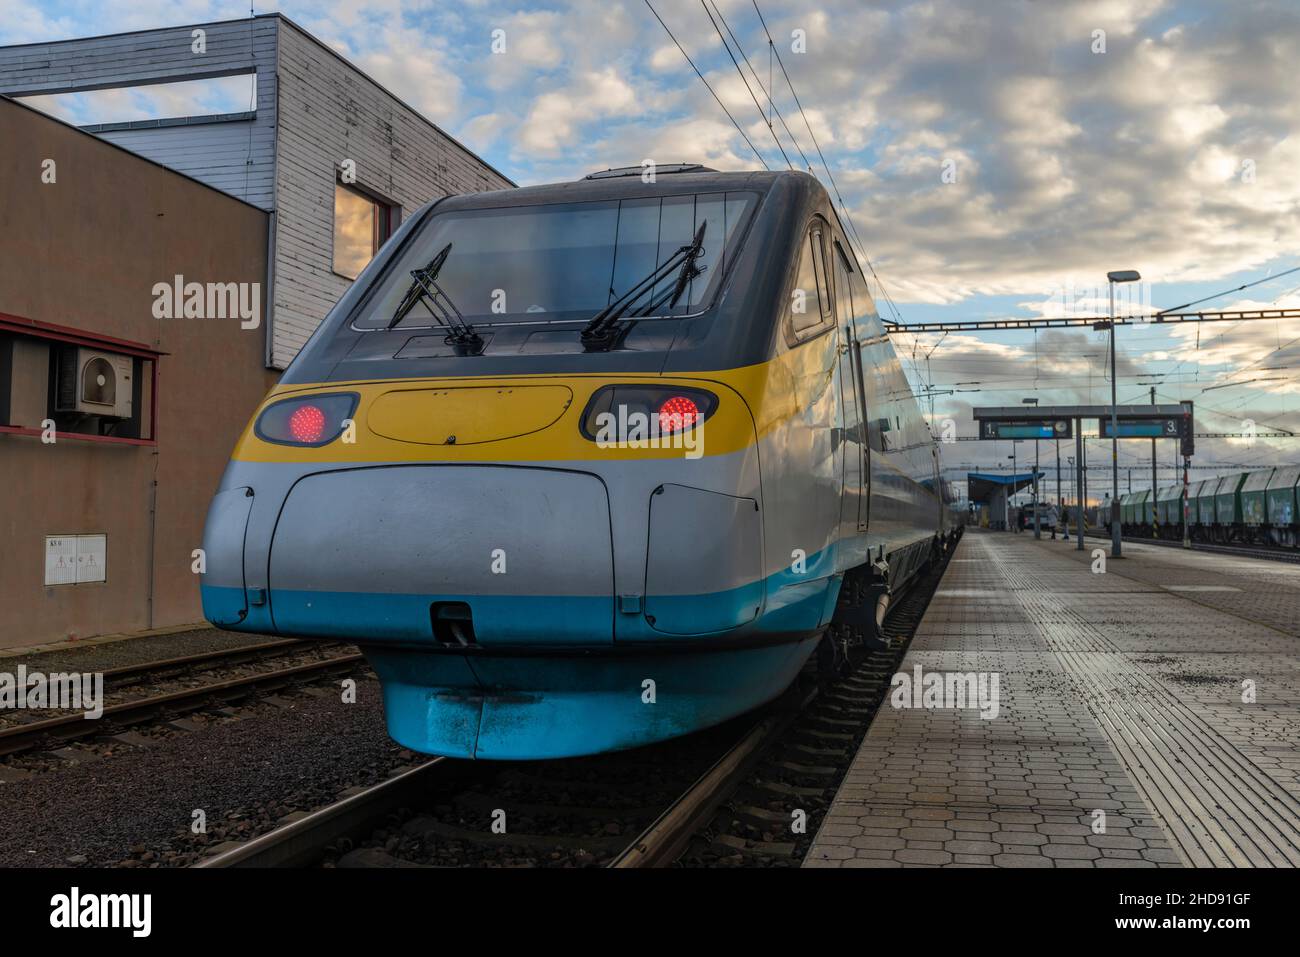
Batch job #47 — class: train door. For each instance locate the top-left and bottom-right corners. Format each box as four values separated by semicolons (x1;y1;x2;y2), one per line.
833;240;869;531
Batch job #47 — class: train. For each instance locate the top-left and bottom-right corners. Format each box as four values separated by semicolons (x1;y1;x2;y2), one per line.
1120;466;1300;548
199;166;962;759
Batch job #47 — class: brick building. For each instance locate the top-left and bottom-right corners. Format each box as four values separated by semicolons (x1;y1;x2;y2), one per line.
0;15;512;648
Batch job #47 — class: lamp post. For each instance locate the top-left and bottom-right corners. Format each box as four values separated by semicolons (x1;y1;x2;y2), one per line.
1008;451;1016;531
1066;455;1076;546
1105;269;1141;557
1055;439;1062;535
1023;397;1040;539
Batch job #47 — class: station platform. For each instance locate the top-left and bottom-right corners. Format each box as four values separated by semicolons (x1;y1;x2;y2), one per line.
805;530;1300;868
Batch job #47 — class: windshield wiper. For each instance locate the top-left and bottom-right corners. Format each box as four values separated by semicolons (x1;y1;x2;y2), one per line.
386;242;484;354
581;220;708;351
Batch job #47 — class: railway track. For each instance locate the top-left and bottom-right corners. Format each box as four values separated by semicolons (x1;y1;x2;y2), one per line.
196;541;955;869
0;644;367;758
1082;530;1300;564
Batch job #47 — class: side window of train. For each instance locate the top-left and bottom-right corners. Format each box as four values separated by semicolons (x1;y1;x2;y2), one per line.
789;222;832;339
833;240;854;325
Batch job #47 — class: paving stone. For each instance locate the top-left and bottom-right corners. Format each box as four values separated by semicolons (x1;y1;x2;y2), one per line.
841;858;901;867
894;848;953;866
1142;848;1183;864
850;835;906;851
1087;834;1147;849
804;533;1300;870
991;811;1044;824
899;826;954;842
1096;858;1158;868
819;823;863;838
993;831;1049;846
1037;823;1091;836
992;853;1053;868
945;840;1002;855
1042;844;1101;860
852;848;900;861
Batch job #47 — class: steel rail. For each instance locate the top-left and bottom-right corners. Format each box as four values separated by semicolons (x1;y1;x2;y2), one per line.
1083;531;1300;564
0;653;366;757
97;639;311;684
608;702;805;868
195;759;447;868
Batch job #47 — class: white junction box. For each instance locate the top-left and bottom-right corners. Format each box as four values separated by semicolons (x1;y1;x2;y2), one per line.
44;534;107;585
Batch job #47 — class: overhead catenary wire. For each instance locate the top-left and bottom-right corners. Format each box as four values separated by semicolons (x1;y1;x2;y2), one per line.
750;0;905;326
1156;263;1300;316
703;0;814;173
644;0;771;170
698;0;793;169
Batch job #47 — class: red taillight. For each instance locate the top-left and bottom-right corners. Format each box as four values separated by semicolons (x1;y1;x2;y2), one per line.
658;395;701;434
255;393;357;447
289;404;326;443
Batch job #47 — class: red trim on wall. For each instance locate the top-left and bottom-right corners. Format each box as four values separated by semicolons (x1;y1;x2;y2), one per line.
0;313;167;359
0;311;163;444
0;425;157;447
151;352;160;443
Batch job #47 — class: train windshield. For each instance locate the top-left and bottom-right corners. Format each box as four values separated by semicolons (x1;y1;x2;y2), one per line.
352;191;757;331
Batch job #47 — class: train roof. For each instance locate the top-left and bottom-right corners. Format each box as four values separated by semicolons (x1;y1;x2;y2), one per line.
433;168;818;211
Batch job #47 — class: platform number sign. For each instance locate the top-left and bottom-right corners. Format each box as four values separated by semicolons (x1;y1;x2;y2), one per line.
1099;417;1186;439
981;419;1072;440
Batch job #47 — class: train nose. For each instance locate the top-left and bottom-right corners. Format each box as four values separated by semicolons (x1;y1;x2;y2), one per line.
266;465;615;644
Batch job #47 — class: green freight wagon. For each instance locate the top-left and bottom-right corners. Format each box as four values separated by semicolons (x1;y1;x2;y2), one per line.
1121;492;1135;526
1133;489;1152;526
1156;484;1183;528
1215;472;1248;526
1240;469;1274;526
1195;476;1221;526
1190;478;1211;530
1185;478;1208;529
1266;465;1300;527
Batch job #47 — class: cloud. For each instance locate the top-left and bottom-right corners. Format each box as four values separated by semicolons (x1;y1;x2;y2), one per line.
6;0;1298;473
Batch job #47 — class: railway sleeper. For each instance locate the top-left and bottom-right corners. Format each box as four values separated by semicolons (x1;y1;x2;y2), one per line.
452;789;662;822
742;779;829;801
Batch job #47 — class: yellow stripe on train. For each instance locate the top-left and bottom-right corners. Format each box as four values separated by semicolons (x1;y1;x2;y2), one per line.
232;366;785;464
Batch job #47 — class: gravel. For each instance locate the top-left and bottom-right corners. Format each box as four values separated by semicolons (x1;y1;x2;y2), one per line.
1;627;296;676
0;675;418;867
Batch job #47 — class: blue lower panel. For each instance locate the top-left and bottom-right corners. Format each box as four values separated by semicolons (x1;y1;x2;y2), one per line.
201;584;249;628
269;589;614;644
366;636;819;759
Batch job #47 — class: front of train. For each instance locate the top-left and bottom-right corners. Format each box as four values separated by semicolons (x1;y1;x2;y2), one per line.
200;169;827;759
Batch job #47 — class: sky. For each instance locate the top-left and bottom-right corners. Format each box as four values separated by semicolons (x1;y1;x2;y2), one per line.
3;0;1299;496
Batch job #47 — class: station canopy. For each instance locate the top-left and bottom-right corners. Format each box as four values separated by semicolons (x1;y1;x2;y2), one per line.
967;471;1045;504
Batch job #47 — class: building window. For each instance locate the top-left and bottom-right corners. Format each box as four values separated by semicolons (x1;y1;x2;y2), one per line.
333;182;396;280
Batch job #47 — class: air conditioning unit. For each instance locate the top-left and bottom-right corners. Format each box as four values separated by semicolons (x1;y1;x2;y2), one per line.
55;347;133;419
